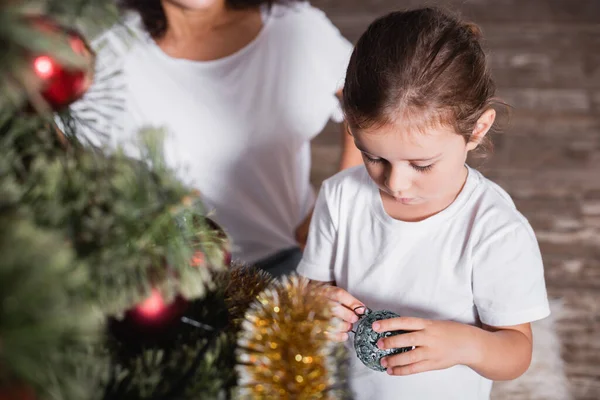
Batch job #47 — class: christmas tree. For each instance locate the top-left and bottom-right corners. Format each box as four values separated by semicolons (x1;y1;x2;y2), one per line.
0;1;348;399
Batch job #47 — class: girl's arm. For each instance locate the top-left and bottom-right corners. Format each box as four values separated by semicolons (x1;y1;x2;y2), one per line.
468;322;533;380
373;318;534;380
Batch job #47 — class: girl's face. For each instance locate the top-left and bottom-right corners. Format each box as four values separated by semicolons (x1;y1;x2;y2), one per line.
352;110;494;220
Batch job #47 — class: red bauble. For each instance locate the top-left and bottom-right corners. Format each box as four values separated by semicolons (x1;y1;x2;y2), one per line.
135;289;169;319
34;54;88;110
131;289;189;327
33;35;91;110
108;290;190;351
28;17;93;111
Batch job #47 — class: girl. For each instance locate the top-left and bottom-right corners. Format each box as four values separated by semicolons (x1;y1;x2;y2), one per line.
297;8;550;400
67;0;362;277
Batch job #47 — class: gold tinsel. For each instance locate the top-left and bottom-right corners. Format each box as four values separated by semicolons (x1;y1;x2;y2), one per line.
224;264;274;328
235;275;346;399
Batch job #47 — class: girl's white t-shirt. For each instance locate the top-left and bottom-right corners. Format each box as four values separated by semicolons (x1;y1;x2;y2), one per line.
69;3;353;263
298;165;550;400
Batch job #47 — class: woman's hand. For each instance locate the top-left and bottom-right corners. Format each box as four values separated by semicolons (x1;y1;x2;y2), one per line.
374;317;479;376
322;285;366;342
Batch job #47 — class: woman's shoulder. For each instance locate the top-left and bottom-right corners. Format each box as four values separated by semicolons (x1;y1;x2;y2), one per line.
65;14;146;147
263;2;351;91
89;12;147;65
266;2;341;40
268;2;330;22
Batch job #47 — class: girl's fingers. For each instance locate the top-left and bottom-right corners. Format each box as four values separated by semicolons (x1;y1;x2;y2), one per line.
380;347;427;369
377;331;423;350
325;330;349;343
386;360;436;376
331;303;360;324
323;286;365;313
328;317;353;334
373;316;430;333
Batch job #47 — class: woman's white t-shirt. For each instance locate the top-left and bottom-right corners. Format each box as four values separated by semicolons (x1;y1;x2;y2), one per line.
70;3;353;263
298;165;550;400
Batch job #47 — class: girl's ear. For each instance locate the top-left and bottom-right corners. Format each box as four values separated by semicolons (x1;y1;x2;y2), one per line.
466;109;496;151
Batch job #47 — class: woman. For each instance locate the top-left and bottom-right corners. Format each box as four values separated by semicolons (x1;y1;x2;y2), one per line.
69;0;362;276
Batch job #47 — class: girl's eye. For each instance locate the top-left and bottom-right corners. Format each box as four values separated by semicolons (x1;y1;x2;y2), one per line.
363;153;434;172
364;154;385;164
411;164;434;172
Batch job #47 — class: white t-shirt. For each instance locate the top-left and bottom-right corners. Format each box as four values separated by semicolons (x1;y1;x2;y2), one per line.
297;165;550;400
68;2;353;263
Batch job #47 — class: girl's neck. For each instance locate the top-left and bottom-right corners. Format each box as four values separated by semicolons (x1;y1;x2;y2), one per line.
156;1;263;61
382;166;469;222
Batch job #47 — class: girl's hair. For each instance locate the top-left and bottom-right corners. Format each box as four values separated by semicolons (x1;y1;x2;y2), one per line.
119;0;305;39
342;8;499;155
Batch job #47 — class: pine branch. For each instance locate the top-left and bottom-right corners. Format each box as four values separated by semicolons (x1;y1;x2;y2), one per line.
0;212;106;399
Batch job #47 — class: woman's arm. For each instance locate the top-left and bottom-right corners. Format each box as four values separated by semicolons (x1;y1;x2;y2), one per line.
296;91;361;247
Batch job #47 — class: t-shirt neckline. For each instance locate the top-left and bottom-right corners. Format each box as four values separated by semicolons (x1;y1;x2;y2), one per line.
141;6;272;69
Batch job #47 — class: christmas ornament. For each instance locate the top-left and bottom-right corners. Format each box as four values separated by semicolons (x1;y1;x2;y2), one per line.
104;289;230;399
135;289;176;319
108;216;230;347
222;265;273;328
128;289;189;328
34;35;92;110
108;290;190;350
29;17;94;110
353;308;414;372
236;275;347;399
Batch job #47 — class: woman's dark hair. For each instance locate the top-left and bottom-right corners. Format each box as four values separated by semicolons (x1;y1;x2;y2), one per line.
120;0;304;39
343;8;499;155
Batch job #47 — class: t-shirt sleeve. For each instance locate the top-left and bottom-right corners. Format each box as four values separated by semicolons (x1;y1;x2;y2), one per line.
472;221;551;327
297;185;337;282
300;5;353;122
55;21;132;147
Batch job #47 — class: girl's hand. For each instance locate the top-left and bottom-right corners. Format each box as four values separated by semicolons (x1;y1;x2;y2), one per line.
374;317;479;376
322;286;365;342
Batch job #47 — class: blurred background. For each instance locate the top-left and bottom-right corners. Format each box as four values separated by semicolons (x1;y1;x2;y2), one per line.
309;1;600;399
